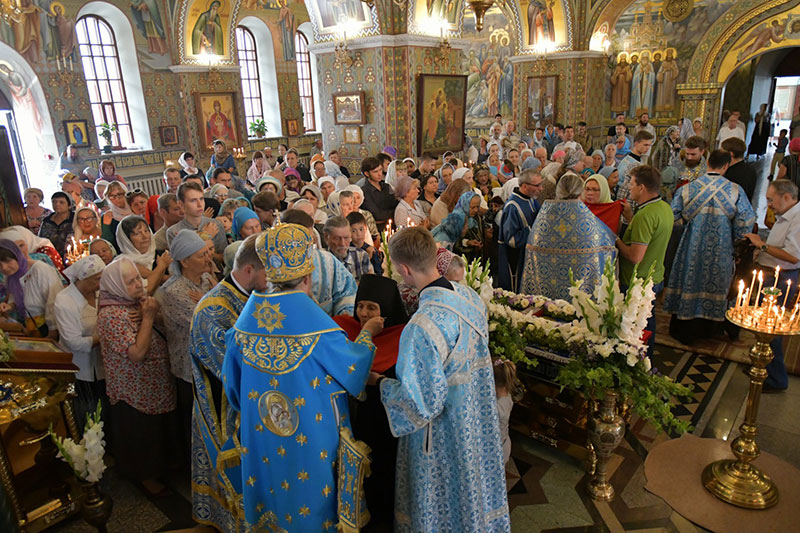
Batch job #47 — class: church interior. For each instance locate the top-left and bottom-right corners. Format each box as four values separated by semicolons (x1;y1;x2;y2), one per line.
0;0;800;531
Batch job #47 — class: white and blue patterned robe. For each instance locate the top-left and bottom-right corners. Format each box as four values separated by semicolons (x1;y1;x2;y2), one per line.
189;277;248;532
380;283;510;532
663;173;755;321
312;249;356;316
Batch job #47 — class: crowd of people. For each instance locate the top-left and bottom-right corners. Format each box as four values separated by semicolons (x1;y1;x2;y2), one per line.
2;108;800;531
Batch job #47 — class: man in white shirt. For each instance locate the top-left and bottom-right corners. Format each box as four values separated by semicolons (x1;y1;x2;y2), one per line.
744;179;800;392
553;125;583;156
717;113;746;148
634;112;656;162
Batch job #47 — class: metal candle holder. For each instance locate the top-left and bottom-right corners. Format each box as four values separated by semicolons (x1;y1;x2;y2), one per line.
701;285;800;509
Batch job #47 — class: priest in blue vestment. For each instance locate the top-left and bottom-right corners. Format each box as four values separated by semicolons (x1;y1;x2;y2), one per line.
222;224;382;531
498;169;543;292
189;235;267;532
521;173;617;300
664;151;755;332
377;227;510;532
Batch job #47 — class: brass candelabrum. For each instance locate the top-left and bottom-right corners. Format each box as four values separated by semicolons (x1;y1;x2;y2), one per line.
702;280;800;509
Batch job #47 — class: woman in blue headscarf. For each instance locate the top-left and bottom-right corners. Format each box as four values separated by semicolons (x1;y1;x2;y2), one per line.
431;191;482;257
231;207;261;240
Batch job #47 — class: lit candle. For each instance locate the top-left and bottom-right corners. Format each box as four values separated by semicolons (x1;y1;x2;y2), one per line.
756;271;764;307
784;279;792;308
773;266;781;289
748;269;757;305
736;279;744;310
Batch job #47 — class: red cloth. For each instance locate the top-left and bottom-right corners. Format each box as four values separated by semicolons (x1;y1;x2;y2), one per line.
333;315;405;373
585;201;624;233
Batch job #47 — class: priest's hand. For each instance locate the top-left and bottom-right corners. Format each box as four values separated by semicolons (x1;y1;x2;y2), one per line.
743;233;764;248
367;372;384;386
362;316;384;338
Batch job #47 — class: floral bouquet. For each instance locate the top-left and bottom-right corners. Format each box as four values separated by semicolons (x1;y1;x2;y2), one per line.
50;401;107;483
558;259;692;433
492;289;578;322
462;256;493;304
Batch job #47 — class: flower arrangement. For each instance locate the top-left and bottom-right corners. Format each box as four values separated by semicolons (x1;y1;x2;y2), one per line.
462;255;493;304
557;259;693;433
50;401;107;483
492;288;577;322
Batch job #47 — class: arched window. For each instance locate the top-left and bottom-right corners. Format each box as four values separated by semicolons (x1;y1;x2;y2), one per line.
294;31;316;132
236;26;264;135
76;15;134;147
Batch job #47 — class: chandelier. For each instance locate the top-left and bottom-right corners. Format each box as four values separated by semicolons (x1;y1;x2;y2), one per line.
469;0;505;32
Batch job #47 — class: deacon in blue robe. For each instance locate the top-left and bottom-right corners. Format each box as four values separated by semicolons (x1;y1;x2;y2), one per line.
380;282;510;532
663;172;755;321
190;275;249;532
521;199;617;300
222;224;376;531
312;248;356;316
497;188;539;292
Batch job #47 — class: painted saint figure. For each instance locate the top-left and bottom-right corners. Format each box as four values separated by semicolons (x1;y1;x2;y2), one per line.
278;0;295;62
630;53;655;117
130;0;169;55
11;0;43;64
610;55;632;115
47;3;78;64
205;100;236;146
527;0;555;47
736;19;786;64
655;49;679;114
191;0;224;56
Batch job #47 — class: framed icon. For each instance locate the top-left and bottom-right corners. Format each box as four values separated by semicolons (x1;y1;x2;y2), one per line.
159;125;179;146
343;126;362;144
63;119;90;148
333;91;366;125
287;119;300;137
416;74;467;155
194;91;240;151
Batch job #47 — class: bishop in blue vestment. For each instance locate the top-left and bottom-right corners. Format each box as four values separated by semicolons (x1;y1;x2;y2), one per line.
521;199;617;300
222;224;378;531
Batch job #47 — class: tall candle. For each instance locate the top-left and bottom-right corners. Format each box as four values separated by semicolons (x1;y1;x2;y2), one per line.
736;279;745;310
784;280;792;308
748;269;757;305
773;266;781;288
756;271;764;307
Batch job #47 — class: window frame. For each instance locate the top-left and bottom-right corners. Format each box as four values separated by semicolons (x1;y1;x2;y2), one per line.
294;31;316;133
75;15;134;148
236;25;266;138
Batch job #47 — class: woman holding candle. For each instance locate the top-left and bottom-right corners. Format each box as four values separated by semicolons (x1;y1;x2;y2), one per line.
743;179;800;392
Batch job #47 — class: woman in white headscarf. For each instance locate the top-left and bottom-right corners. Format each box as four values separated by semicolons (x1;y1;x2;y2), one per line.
178;151;203;179
156;230;215;454
116;215;171;294
101;181;132;251
97;257;177;496
0;225;63;272
54;255;107;425
300;184;329;224
346;184;378;243
73;205;102;243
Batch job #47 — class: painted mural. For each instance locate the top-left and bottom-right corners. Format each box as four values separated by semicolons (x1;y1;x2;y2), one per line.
520;0;569;50
410;0;463;34
185;0;231;59
718;7;800;83
607;0;735;119
461;5;514;128
304;0;377;40
0;0;81;69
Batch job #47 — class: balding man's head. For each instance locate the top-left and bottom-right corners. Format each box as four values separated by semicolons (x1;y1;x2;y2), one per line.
534;147;547;165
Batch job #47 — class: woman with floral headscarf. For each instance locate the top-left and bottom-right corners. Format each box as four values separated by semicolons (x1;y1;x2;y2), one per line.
650;125;682;172
431;191;482;255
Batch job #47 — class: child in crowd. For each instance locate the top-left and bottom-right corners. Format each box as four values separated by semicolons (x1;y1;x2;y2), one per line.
347;211;382;275
216;214;233;243
493;357;518;465
770;129;789;179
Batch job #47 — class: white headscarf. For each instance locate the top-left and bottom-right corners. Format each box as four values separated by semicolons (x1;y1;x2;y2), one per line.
94;179;109;200
115;215;156;268
73;205;100;240
452;168;470;182
99;257;140;305
346;184;364;208
179;152;199;175
385;160;399;187
326;191;342;216
317;176;335;191
63;255;105;283
323;161;344;179
106;182;132;221
335;177;349;191
0;225;55;253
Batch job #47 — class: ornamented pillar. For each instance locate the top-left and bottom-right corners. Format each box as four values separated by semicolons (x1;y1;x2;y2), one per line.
677;82;724;141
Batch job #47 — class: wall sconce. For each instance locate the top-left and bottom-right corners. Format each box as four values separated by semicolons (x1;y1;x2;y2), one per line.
532;41;551;73
435;27;451;67
335;30;354;68
199;52;223;84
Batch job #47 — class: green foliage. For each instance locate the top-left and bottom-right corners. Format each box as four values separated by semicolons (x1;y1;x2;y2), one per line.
249;119;268;137
0;330;13;362
96;122;117;145
556;350;693;435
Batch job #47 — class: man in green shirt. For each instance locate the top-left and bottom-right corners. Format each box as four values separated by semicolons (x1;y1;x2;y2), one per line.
615;165;674;356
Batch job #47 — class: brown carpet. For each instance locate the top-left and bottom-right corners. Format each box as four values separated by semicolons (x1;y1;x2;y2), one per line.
644;434;800;532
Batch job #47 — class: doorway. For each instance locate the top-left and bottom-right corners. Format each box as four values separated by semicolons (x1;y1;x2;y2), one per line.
0;110;31;195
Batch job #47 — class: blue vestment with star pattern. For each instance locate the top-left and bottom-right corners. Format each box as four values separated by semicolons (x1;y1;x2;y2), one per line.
222;289;375;531
189;278;248;532
380;283;510;532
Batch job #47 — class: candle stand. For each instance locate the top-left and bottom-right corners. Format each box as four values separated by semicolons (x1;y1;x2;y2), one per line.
701;285;800;509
